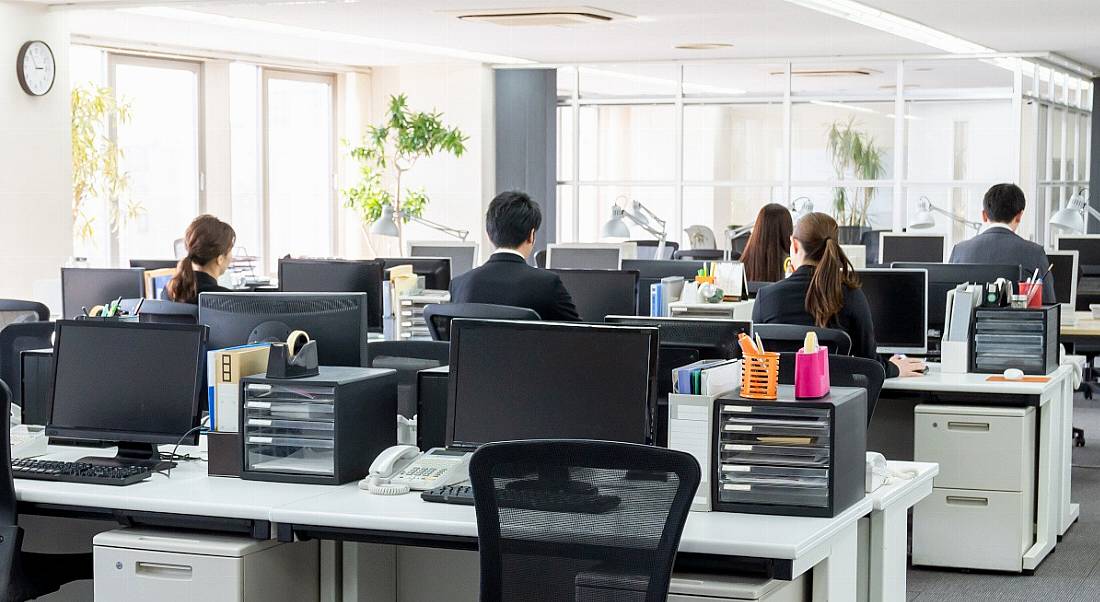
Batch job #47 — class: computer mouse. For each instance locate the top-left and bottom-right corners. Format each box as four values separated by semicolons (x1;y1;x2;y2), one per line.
1003;368;1025;381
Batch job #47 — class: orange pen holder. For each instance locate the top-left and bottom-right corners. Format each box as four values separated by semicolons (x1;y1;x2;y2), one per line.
740;350;780;400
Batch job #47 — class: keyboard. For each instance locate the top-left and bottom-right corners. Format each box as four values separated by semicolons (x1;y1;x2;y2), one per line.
421;483;621;513
12;459;153;486
421;484;475;506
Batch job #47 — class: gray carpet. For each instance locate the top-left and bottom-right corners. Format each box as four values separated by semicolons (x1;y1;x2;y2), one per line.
906;392;1100;601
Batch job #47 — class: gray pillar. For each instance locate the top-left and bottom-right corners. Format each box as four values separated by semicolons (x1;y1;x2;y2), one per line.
1091;77;1100;232
494;69;557;252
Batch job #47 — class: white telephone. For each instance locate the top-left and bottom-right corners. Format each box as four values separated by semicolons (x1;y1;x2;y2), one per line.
360;445;471;495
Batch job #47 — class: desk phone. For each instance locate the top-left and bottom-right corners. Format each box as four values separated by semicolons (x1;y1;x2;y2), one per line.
361;445;471;495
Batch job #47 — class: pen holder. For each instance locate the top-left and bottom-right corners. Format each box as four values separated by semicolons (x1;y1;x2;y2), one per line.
740;350;779;400
794;347;830;399
1018;282;1042;308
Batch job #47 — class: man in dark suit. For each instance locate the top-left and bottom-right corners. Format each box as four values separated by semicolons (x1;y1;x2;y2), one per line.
949;183;1055;304
449;191;580;321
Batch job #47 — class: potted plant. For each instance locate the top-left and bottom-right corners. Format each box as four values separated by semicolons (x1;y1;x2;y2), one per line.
826;117;885;244
71;84;139;242
343;94;467;251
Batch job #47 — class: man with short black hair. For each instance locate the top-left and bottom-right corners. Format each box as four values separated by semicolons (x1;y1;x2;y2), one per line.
949;183;1054;303
449;191;580;321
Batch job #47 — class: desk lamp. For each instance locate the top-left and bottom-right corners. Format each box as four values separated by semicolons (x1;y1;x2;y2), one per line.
371;204;470;241
909;197;981;233
788;196;814;221
1049;188;1095;234
602;199;668;257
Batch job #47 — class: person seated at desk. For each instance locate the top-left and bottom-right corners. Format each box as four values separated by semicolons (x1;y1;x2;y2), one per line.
449;191;580;321
740;202;794;283
163;214;236;304
752;213;925;378
949;183;1054;304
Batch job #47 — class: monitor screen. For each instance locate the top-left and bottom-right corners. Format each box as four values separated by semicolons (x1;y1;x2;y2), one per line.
129;259;179;270
1056;237;1100;267
880;235;944;264
891;263;1021;334
550;269;639;321
278;258;383;331
61;268;146;319
857;269;928;354
547;245;622;270
1046;251;1079;306
379;257;451;290
622;259;705;315
447;320;658;448
48;320;206;445
408;242;478;277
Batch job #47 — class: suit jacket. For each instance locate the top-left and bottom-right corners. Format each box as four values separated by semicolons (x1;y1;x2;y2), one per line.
448;252;580;321
949;226;1054;304
162;271;230;304
753;265;899;378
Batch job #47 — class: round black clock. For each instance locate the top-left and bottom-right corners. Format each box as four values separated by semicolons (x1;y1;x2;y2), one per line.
17;40;56;97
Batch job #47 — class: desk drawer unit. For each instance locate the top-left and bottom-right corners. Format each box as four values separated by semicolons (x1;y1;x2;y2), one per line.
912;405;1035;571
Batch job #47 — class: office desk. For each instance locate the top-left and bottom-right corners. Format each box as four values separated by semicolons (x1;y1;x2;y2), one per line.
877;364;1076;571
860;461;938;602
1060;311;1100;343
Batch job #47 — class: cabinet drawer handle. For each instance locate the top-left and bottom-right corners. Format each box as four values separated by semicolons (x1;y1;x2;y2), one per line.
135;562;193;580
946;421;990;432
945;495;989;507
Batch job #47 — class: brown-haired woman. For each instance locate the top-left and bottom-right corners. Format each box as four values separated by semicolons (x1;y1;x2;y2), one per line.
740;203;794;283
751;213;925;378
164;215;236;304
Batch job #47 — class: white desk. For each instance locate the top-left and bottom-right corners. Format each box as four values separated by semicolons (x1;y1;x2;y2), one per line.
880;364;1076;571
860;461;938;602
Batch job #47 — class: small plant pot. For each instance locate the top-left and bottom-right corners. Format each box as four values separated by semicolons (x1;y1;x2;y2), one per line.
838;226;869;245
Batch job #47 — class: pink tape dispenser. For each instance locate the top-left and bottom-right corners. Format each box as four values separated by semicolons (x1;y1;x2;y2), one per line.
794;331;830;399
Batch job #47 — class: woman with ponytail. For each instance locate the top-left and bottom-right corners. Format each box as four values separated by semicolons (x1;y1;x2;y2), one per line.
164;215;236;304
752;212;925;378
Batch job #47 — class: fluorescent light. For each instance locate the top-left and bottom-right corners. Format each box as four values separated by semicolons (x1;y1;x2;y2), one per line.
579;66;745;96
809;99;875;113
886;113;921;120
123;7;533;65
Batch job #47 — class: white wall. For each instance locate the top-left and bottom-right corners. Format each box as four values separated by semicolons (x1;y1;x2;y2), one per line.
0;2;72;308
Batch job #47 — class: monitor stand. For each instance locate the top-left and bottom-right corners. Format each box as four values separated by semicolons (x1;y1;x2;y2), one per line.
79;441;174;472
505;466;597;496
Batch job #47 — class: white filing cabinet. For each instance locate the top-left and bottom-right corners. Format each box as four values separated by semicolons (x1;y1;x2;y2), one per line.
668;573;807;601
912;404;1035;571
93;528;319;602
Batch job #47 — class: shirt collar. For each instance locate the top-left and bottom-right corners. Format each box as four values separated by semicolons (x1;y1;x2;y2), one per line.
982;223;1016;234
492;248;528;260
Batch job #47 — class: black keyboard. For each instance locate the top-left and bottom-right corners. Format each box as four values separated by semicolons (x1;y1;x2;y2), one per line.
421;484;475;506
12;459;153;486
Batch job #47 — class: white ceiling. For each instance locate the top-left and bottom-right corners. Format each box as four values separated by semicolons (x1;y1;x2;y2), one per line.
55;0;1100;74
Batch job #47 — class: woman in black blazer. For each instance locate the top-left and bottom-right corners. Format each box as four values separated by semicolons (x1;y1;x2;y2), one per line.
752;213;925;378
163;215;236;304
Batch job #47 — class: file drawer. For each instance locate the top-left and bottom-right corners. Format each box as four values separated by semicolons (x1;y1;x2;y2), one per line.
912;487;1032;572
914;405;1034;492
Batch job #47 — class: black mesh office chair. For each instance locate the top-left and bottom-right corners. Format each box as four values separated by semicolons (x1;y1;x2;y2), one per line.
754;324;853;356
672;249;725;261
0;380;94;601
534;250;547;269
470;440;700;602
777;353;885;424
365;341;450;417
423;304;540;342
631;240;679;260
0;323;53;409
0;301;49;332
120;299;198;325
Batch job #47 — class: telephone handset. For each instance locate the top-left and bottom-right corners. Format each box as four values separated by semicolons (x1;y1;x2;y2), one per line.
360;446;472;495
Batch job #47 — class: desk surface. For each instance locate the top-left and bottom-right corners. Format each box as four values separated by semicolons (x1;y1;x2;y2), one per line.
882;363;1071;396
868;462;937;511
1061;311;1100;336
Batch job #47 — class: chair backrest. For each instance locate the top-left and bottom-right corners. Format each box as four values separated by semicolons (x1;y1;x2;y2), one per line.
0;322;54;407
470;440;700;602
753;323;853;356
534;249;547;269
422;303;540;342
0;300;49;331
777;353;885;424
364;341;450;418
631;240;679;260
0;379;15;526
672;249;725;261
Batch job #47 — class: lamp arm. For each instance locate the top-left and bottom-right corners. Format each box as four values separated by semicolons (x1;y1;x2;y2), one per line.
632;201;667;230
621;210;666;239
406;214;469;241
1086;205;1100;226
931;205;981;231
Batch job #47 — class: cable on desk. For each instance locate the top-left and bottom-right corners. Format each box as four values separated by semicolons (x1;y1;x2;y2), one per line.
160;425;210;478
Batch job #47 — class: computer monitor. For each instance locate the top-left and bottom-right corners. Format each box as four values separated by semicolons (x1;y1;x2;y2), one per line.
379;257;451;290
1055;236;1100;274
277;258;384;331
129;259;179;270
546;243;635;270
199;292;368;366
891;263;1021;335
550;269;639;321
621;259;705;316
1046;251;1079;308
407;241;479;277
879;234;945;264
60;267;146;319
47;320;207;469
857;268;928;355
446;319;659;448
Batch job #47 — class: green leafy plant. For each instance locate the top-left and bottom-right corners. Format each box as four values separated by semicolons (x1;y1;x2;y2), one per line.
71;84;139;242
826;117;885;228
343;94;467;245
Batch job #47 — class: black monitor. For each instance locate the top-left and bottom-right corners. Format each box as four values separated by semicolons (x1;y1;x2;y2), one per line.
879;234;944;264
1056;236;1100;274
892;263;1021;335
61;267;146;319
857;269;928;355
550;269;639;321
1046;251;1079;307
278;258;384;332
129;259;179;270
379;257;451;290
408;242;479;277
199;292;368;366
621;259;705;316
446;319;659;448
47;320;207;469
